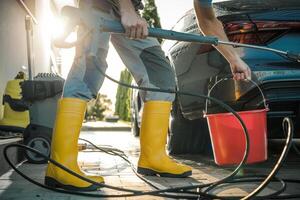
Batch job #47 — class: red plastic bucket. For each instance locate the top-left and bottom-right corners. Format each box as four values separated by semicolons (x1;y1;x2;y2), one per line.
205;79;268;166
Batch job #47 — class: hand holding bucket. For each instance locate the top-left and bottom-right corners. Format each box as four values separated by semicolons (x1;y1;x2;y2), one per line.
204;78;269;166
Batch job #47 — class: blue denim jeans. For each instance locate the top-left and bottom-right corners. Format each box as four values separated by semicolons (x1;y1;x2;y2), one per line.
63;8;176;102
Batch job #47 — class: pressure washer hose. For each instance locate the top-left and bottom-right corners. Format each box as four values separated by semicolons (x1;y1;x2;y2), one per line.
3;75;251;199
3;67;299;199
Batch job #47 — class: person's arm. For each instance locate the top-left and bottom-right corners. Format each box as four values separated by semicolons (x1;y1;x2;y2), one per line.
194;0;251;80
118;0;148;39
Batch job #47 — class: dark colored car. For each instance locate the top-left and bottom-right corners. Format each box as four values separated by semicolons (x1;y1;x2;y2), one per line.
131;0;300;155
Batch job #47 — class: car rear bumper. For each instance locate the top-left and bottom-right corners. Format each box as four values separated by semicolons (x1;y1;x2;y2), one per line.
181;79;300;120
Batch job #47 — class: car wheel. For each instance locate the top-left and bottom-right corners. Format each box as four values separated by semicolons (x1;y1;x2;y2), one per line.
168;98;212;155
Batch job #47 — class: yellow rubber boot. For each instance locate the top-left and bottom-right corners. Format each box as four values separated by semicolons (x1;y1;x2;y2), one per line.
45;98;104;191
137;101;192;177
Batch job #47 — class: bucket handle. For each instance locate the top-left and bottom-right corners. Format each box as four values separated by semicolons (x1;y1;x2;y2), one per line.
204;78;268;115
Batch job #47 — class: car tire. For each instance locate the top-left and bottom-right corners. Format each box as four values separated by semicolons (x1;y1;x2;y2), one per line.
168;98;212;155
131;114;140;137
131;92;142;137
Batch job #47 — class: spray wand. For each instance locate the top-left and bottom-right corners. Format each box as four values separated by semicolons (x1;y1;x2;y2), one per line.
54;6;300;63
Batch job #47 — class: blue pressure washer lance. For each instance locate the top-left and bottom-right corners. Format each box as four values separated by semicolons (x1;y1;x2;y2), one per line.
54;6;300;62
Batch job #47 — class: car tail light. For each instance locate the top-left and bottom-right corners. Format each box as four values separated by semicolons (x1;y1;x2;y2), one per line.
197;21;300;55
225;21;300;45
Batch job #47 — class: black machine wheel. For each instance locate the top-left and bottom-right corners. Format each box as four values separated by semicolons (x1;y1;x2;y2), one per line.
168;98;212;155
24;125;52;164
131;115;140;137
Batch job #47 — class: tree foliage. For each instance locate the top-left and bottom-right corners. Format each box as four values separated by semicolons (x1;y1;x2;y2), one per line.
86;94;112;121
142;0;162;43
115;69;133;121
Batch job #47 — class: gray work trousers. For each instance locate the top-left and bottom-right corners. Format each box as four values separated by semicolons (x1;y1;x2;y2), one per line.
63;7;176;102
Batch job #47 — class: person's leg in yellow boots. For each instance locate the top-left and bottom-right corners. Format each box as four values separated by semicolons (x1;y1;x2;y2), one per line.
137;101;192;177
45;98;104;191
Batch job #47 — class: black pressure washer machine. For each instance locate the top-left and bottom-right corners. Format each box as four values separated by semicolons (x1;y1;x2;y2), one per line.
20;15;64;164
21;73;64;164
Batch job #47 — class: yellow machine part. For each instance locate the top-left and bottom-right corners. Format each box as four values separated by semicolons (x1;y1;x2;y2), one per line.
0;79;29;128
0;105;4;120
5;80;24;99
0;102;29;128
